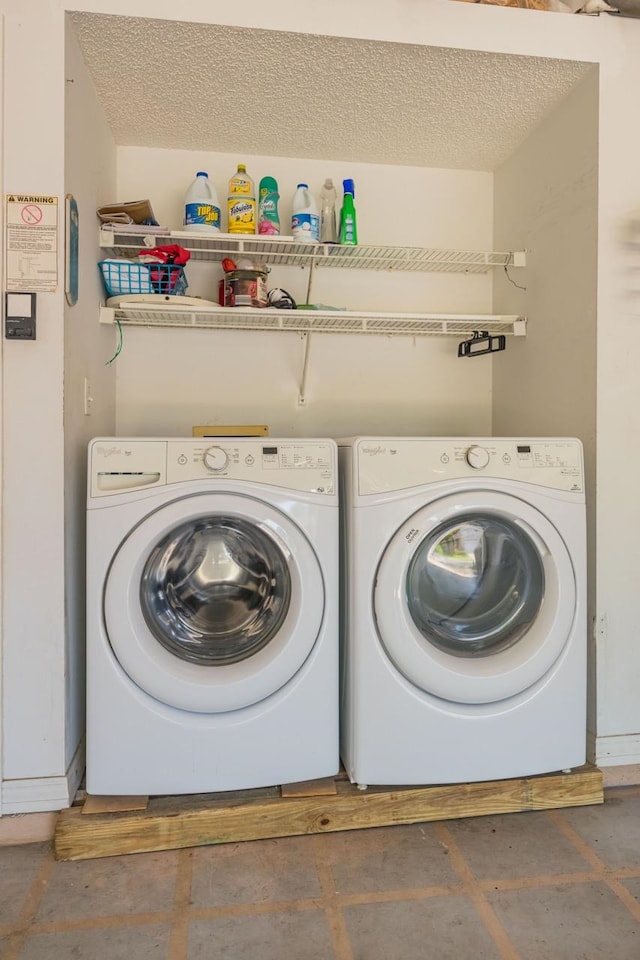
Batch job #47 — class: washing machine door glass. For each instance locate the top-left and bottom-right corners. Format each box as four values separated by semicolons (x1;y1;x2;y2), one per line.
104;491;326;713
140;516;291;665
406;513;544;658
374;490;577;704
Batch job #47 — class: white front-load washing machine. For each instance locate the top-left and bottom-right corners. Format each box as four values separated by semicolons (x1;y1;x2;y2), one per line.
86;437;338;795
339;437;586;787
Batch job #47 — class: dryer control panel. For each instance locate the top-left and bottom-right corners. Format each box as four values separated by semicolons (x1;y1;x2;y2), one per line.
89;438;336;498
351;437;584;496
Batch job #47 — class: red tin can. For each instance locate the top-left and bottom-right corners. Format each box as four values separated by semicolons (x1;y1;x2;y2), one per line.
219;269;267;308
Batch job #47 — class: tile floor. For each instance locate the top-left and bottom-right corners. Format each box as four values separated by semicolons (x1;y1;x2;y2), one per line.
2;785;640;959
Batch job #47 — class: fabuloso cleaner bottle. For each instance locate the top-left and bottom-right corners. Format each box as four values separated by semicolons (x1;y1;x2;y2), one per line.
291;183;320;243
228;163;256;234
340;178;358;245
184;171;221;232
258;176;280;236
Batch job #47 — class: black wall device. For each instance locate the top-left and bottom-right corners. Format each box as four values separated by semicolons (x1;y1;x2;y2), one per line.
5;292;36;340
457;329;505;358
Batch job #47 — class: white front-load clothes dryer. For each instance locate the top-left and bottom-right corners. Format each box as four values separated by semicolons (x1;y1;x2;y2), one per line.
338;437;586;787
86;437;339;795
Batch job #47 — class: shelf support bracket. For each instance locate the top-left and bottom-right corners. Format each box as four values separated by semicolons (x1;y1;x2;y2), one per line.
298;333;312;406
305;259;316;306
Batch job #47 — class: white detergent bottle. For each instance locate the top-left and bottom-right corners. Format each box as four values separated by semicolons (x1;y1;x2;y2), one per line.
184;171;221;232
291;183;320;243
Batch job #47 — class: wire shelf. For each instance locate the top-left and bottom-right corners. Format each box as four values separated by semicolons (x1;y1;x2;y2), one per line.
99;228;525;275
99;304;526;338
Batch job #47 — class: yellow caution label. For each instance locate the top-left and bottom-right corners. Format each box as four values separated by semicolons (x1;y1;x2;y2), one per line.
7;195;57;204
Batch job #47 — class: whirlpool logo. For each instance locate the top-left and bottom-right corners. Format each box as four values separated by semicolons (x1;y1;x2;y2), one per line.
361;445;397;456
96;446;131;458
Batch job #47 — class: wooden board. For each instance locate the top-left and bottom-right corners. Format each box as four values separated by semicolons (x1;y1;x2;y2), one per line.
191;425;269;437
280;776;339;798
81;794;149;815
54;764;603;862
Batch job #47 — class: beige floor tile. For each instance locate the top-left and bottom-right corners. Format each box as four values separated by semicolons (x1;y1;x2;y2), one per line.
343;896;503;960
561;793;640;867
191;836;321;907
445;810;591;880
488;880;640;959
19;922;171;959
0;843;50;926
4;787;640;960
621;877;640;901
187;910;336;959
35;850;179;922
318;823;458;895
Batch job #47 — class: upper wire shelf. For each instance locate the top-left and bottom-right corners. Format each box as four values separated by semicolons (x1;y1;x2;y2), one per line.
99;228;526;275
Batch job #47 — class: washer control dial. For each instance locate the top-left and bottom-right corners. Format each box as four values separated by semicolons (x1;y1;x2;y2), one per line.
465;445;490;470
203;446;229;472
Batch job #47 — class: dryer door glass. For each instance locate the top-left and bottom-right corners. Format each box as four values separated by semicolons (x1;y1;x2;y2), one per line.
405;512;544;657
139;516;291;665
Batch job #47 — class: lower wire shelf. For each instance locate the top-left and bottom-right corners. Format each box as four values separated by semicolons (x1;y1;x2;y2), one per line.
99;304;526;338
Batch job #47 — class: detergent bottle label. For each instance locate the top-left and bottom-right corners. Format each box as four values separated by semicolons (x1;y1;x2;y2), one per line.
292;212;320;242
228;198;257;233
229;177;252;196
185;202;220;229
258;196;280;235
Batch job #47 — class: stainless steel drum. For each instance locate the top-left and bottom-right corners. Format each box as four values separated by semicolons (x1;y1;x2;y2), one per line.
140;515;292;665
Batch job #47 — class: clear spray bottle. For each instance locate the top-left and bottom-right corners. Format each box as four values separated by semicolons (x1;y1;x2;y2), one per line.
320;178;338;244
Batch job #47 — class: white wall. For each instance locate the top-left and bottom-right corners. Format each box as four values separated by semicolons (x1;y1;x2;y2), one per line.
492;69;599;746
0;6;117;813
63;20;117;778
0;6;68;812
0;13;4;815
115;147;494;438
593;28;640;764
63;0;606;60
85;3;640;772
4;0;640;811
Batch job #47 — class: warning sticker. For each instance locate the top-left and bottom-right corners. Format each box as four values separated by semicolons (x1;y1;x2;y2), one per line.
6;194;58;292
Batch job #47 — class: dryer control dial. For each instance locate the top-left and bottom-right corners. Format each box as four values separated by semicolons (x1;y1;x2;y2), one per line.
465;445;490;470
203;446;229;472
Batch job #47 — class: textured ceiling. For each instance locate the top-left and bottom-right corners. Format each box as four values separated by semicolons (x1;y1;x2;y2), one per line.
69;13;594;172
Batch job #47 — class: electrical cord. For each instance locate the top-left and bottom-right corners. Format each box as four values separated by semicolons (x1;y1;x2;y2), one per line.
504;265;526;291
105;318;123;364
267;288;297;309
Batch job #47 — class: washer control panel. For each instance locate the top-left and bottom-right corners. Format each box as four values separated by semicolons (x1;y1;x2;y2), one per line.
352;437;584;495
89;438;337;498
465;444;491;470
202;445;229;473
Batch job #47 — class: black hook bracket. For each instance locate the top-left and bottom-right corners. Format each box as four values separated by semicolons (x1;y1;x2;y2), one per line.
458;330;506;358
